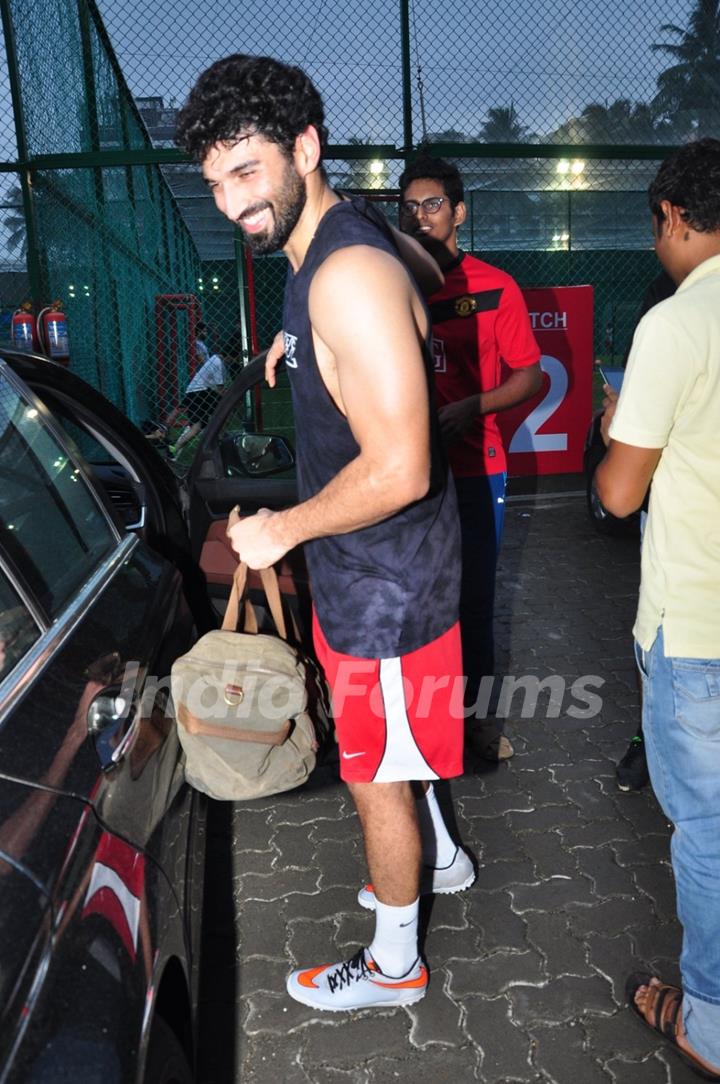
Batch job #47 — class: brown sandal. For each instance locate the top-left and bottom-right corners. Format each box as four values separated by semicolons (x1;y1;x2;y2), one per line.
626;972;720;1081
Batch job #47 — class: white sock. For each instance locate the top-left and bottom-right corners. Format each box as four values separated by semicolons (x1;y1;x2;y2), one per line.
368;898;419;978
417;783;458;868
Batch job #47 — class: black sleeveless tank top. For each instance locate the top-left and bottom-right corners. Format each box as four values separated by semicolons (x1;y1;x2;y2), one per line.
282;197;460;658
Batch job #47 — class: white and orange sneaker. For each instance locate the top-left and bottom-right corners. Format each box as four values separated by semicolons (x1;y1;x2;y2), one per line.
357;846;475;910
286;948;428;1011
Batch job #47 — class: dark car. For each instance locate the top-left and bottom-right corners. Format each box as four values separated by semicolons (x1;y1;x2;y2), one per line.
583;368;641;537
0;349;301;1084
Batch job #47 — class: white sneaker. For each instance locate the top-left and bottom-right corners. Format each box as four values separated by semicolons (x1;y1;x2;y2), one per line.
286;948;428;1011
357;846;475;910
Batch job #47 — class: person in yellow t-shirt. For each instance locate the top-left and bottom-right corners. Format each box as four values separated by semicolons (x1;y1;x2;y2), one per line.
597;138;720;1081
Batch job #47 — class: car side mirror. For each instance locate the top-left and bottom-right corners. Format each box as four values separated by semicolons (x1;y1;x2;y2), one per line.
221;432;295;478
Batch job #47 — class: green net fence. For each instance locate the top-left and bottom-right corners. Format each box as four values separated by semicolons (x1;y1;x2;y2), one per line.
0;0;717;452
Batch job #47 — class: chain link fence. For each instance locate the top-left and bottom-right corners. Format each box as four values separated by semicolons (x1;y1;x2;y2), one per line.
0;0;716;458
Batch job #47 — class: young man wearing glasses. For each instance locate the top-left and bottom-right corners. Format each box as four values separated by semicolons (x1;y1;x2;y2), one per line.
399;156;541;760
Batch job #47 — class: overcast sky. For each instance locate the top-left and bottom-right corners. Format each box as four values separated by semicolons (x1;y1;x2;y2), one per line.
97;0;695;142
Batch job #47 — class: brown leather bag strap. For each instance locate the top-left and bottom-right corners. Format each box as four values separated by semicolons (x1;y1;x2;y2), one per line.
178;702;291;745
243;599;258;634
258;566;287;641
221;560;294;642
221;562;249;631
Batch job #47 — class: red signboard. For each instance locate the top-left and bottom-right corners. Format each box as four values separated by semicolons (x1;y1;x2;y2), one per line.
498;285;594;476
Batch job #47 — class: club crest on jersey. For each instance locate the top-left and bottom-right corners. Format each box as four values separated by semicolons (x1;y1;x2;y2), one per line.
454;294;478;317
284;331;298;368
432;337;446;373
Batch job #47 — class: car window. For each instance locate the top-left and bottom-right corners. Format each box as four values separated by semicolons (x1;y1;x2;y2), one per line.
0;569;41;683
217;366;296;480
0;368;118;619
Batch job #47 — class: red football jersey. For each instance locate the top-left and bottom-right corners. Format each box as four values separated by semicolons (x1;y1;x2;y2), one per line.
429;253;540;476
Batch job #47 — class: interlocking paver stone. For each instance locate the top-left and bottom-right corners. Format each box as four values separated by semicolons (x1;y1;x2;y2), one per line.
466;889;529;953
448;949;546;998
612;834;671;868
510;975;615;1026
364;1048;482;1082
584;932;641;1005
560;818;636;848
301;1012;412;1065
473;858;537;890
509;874;597;913
631;864;678;925
523;912;594;979
464;994;535;1081
585;1008;664;1060
243;1033;315;1084
508;803;587;833
566;895;654;937
604;1055;676;1084
529;1021;612;1083
197;498;692;1084
573;845;640;898
516;828;580;879
406;973;464;1047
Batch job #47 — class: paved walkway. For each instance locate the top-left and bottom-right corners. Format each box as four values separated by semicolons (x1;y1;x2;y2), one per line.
199;495;698;1084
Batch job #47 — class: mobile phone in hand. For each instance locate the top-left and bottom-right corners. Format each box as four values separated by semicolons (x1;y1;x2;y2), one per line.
597;366;624;394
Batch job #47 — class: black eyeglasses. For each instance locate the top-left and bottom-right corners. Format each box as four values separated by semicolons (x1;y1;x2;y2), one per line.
400;196;447;216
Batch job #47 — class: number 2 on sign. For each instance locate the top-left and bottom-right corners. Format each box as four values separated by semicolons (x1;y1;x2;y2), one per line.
509;354;568;453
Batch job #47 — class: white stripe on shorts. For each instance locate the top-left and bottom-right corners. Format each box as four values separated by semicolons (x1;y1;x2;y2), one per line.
373;656;440;782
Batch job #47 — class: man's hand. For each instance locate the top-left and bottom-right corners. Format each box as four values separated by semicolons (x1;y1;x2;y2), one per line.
599;385;619;447
226;506;289;569
265;331;285;388
438;396;478;442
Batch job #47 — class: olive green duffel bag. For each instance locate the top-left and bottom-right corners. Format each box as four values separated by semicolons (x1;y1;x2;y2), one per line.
171;562;327;800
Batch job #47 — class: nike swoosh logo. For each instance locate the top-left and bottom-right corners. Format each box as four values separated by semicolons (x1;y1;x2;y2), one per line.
342;751;365;759
371;966;428;990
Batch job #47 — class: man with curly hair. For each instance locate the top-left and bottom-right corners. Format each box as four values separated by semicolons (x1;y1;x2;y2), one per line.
176;55;472;1012
597;138;720;1079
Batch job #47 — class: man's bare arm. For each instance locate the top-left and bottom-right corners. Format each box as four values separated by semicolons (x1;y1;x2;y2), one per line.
595;440;661;518
229;247;432;567
264;230;441;387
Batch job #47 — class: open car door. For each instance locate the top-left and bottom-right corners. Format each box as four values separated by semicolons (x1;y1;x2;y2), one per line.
184;354;309;625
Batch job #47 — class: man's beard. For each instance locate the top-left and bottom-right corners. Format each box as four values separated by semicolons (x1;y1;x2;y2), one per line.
240;164;307;255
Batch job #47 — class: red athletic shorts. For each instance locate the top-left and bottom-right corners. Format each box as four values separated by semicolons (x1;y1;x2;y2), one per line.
312;612;464;783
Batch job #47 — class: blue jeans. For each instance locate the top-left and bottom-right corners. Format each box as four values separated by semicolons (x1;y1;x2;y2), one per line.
454;472;506;712
635;627;720;1065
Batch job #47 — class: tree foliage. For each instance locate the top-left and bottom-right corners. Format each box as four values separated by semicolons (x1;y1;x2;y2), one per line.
652;0;720;136
478;105;534;143
551;99;675;144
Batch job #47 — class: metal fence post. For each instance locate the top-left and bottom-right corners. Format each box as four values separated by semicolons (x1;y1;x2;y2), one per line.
399;0;413;154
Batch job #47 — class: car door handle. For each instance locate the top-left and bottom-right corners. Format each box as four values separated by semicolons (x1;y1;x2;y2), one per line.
87;690;137;772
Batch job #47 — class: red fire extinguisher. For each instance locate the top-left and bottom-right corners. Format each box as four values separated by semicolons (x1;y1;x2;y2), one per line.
11;302;38;353
37;300;70;366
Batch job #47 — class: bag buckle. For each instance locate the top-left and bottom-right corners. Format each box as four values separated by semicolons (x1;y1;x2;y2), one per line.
224;683;244;706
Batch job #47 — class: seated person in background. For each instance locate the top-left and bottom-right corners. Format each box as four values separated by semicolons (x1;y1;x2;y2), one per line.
194;320;210;365
167;351;226;460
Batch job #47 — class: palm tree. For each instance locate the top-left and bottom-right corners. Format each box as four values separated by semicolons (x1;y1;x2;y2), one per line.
552;100;672;144
478;104;532;143
652;0;720;136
